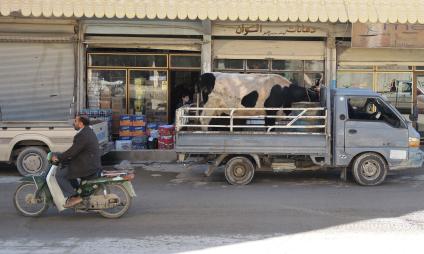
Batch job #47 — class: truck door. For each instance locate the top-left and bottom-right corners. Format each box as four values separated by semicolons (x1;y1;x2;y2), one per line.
344;96;408;165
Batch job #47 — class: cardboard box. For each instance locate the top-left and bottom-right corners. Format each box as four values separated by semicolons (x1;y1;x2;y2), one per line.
112;97;125;114
100;87;112;97
99;100;111;109
131;115;146;126
131;126;146;137
115;140;132;151
120;115;131;126
119;126;131;137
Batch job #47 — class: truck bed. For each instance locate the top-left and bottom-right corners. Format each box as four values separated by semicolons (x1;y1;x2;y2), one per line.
175;106;329;156
176;132;327;155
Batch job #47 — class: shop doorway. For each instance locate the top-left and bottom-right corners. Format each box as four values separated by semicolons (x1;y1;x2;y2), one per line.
169;70;200;122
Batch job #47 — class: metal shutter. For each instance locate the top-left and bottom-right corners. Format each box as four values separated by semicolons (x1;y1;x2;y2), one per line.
0;42;75;121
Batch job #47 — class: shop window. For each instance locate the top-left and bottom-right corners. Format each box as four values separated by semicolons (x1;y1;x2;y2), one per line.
135;55;167;68
337;72;373;89
278;72;303;86
246;59;269;70
416;66;424;70
271;60;303;71
88;54;167;68
337;65;373;70
304;73;324;88
170;55;201;68
88;54;107;67
304;60;324;71
128;70;168;123
214;59;244;70
376;73;412;114
376;65;412;71
87;69;127;135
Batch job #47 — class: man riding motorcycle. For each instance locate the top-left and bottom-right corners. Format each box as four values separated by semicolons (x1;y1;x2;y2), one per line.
52;115;102;208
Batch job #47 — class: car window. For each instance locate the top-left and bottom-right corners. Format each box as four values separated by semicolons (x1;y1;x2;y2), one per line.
398;81;411;93
347;97;403;128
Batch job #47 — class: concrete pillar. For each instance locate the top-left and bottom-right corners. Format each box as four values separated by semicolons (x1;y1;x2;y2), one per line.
201;35;212;74
326;35;337;89
201;20;212;74
76;21;87;112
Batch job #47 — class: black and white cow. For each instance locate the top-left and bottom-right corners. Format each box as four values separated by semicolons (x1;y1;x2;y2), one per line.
197;72;319;130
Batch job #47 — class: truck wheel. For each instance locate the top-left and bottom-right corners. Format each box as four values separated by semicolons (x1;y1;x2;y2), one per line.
352;153;387;186
16;147;48;176
225;156;255;185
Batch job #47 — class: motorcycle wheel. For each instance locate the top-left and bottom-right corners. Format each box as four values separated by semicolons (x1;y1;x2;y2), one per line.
13;182;48;217
98;183;132;219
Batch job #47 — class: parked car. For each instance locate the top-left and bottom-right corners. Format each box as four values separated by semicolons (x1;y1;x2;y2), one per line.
380;80;413;114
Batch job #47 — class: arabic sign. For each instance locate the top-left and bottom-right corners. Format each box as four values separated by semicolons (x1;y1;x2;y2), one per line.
352;23;424;49
213;22;326;37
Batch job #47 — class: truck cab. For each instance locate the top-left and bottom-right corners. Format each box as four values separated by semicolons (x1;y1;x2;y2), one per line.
332;88;424;185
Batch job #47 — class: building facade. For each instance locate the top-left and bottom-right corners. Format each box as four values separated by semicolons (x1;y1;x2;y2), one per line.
1;0;424;138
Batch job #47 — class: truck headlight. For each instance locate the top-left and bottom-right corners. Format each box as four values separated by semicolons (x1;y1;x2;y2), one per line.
409;137;420;148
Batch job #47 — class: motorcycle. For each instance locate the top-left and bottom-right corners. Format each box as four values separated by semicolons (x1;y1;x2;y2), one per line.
13;152;136;218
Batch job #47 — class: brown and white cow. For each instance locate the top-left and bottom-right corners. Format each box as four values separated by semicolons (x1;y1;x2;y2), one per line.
197;72;319;130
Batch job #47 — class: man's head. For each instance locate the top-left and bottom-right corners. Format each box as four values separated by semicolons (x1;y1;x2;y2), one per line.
181;90;190;104
182;95;190;103
74;115;89;131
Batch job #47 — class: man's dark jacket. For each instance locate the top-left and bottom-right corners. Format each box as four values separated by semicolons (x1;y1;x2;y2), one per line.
59;126;101;179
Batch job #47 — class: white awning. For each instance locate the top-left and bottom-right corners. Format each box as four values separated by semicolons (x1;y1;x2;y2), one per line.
1;0;424;24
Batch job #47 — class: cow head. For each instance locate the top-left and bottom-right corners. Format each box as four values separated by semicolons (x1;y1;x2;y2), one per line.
284;84;320;107
197;73;216;105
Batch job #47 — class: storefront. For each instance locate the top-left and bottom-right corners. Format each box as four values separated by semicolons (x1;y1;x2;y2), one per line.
86;52;201;136
80;20;203;139
2;0;424;153
210;22;331;88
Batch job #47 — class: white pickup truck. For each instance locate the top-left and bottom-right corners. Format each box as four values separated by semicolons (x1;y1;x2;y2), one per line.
0;120;111;175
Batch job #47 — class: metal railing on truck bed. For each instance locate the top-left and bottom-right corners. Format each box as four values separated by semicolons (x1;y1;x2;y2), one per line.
175;107;327;134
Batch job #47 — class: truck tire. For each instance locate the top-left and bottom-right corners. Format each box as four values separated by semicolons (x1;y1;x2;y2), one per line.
352;153;387;186
16;147;48;176
225;156;255;185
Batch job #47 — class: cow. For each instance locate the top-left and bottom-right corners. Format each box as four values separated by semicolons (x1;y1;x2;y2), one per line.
196;72;319;130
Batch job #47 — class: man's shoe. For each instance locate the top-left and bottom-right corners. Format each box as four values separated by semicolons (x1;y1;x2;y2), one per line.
64;196;83;208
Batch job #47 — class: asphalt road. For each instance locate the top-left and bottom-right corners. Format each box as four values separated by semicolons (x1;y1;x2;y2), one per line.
1;162;424;253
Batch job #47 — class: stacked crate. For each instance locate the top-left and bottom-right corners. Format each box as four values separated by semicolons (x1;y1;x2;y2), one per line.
79;109;112;138
111;96;125;137
117;114;147;150
87;77;100;109
158;125;175;150
99;87;111;109
131;115;147;150
116;115;132;150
